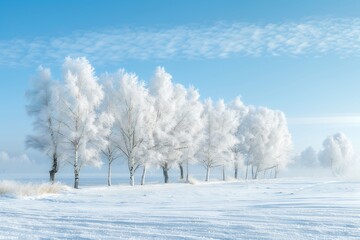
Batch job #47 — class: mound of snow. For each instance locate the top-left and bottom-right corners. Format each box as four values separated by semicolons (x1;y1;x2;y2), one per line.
187;176;200;185
0;181;67;197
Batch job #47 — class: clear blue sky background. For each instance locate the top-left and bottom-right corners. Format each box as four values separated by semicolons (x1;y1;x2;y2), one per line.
2;0;360;171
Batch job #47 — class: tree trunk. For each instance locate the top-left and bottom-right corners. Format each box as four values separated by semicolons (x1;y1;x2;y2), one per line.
74;147;80;189
274;165;279;179
129;166;135;186
49;152;58;184
179;163;184;180
49;170;55;184
222;165;226;181
245;163;249;179
254;167;259;179
186;159;189;182
205;167;210;181
74;168;80;189
162;162;169;183
234;163;238;179
107;161;112;186
141;165;147;185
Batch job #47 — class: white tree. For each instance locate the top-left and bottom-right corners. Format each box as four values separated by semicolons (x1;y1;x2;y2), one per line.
103;69;156;186
150;67;203;183
239;106;292;179
150;67;178;183
59;57;109;189
101;133;118;187
295;146;318;167
230;97;249;179
99;113;116;186
26;66;62;184
197;99;239;181
139;145;159;185
174;86;203;181
100;80;120;187
318;132;354;176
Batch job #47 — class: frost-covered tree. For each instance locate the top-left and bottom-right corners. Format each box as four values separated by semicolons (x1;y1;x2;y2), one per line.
101;80;120;187
318;133;354;176
26;66;62;184
239;106;292;179
295;146;318;167
101;133;118;186
99;114;116;186
150;67;179;183
97;76;119;187
230;97;249;179
104;69;156;186
197;99;239;181
150;67;203;183
139;146;160;185
175;86;203;181
59;57;109;189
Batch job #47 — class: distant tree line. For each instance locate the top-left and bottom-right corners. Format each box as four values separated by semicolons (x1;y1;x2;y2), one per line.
294;132;356;176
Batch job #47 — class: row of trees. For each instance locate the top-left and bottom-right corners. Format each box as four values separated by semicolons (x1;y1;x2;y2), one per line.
26;57;292;188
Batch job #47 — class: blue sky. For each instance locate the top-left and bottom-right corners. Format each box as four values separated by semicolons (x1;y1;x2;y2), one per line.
2;0;360;169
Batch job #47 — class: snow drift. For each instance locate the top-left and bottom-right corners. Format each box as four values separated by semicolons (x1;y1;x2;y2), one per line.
0;181;66;197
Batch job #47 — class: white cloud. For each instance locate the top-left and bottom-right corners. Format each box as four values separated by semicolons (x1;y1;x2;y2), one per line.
0;151;33;165
288;115;360;125
2;17;360;66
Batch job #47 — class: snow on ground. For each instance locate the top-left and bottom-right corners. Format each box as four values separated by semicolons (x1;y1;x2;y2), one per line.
0;178;359;239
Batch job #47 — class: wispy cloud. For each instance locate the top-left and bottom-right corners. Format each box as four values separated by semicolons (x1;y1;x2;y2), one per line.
288;115;360;126
0;151;33;165
2;17;360;67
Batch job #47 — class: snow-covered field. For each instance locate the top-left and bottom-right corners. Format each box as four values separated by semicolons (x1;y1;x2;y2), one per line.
0;178;359;239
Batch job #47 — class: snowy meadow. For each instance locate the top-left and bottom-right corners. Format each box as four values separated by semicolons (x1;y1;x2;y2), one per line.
1;178;360;239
